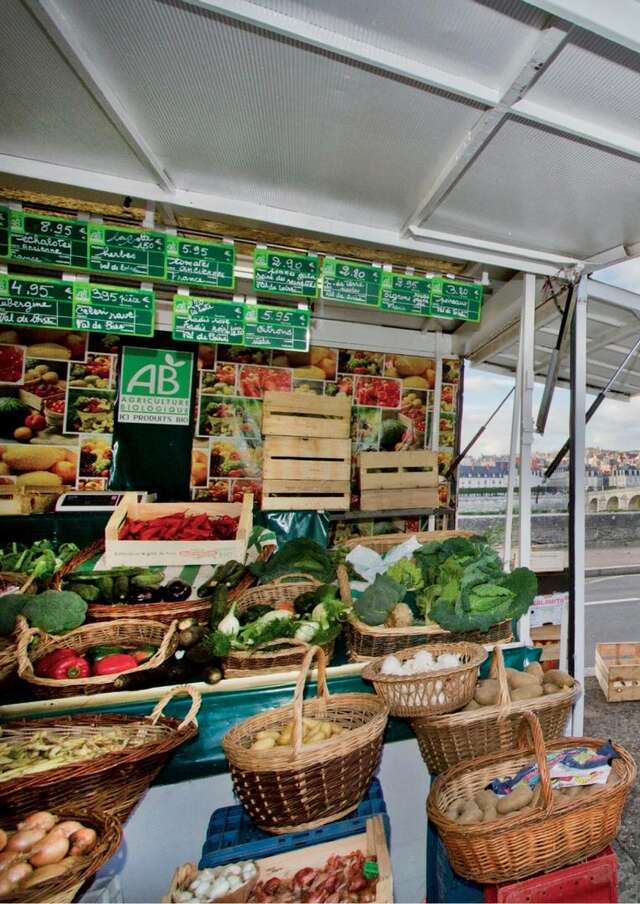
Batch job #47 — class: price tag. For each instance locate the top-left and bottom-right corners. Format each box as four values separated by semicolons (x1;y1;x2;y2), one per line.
88;224;167;279
166;236;235;289
253;248;319;298
172;295;245;344
244;304;310;351
72;283;155;336
321;257;381;307
429;277;483;322
9;210;88;269
0;207;9;259
379;272;432;316
0;274;74;329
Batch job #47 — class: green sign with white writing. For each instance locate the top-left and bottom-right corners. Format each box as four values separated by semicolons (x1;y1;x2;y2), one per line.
166;236;235;289
0;274;74;329
253;248;319;298
0;207;9;259
429;277;483;322
9;211;88;269
119;346;194;426
321;257;381;307
88;224;166;279
172;295;245;344
379;272;432;316
72;283;155;336
244;304;310;352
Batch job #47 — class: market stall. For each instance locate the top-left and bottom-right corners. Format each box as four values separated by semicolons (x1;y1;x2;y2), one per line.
5;0;640;901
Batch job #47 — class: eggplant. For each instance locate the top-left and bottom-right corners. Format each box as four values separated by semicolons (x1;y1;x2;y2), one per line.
162;580;192;602
127;586;162;605
202;665;223;685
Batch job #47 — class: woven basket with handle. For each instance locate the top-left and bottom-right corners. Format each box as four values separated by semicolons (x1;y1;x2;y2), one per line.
16;615;178;697
0;571;38;685
222;645;389;834
412;645;581;774
0;685;200;822
0;808;122;904
224;574;336;678
361;641;486;718
428;710;636;884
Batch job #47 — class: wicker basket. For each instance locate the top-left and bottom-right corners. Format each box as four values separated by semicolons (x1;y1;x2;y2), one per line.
53;539;267;624
164;862;258;904
428;711;636;884
361;642;486;718
0;685;200;822
0;573;40;687
412;645;581;773
224;574;336;678
342;529;474;552
222;645;389;834
16;616;179;698
0;809;122;903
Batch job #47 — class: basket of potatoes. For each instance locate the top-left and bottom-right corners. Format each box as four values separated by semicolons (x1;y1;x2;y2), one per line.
412;646;580;773
428;710;636;883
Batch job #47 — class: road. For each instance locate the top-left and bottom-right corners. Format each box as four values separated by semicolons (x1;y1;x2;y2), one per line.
585;573;640;669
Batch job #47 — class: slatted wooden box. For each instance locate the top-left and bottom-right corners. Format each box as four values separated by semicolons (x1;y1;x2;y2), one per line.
262;391;351;438
595;642;640;701
262;435;351;510
359;450;438;511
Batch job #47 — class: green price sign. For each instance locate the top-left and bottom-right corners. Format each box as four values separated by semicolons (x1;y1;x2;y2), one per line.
119;346;194;426
321;257;381;307
88;224;167;279
429;277;483;322
9;210;88;269
244;304;310;352
72;283;155;336
0;207;9;259
253;248;319;298
0;274;74;329
379;272;432;316
172;295;245;344
166;236;235;289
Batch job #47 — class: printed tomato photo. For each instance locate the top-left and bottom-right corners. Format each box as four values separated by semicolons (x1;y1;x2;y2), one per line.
231;478;262;504
355;376;401;408
239;365;292;398
0;345;25;384
200;364;237;396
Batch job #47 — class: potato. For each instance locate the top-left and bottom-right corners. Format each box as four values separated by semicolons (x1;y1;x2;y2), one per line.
252;737;276;751
510;684;544;701
474;789;500;813
506;668;541;689
474;679;500;706
545;669;576;688
393;356;429;377
482;804;498;822
3;446;66;472
445;802;465;822
458;800;483;825
402;376;429;389
543;683;560;695
16;471;63;487
497;784;534;815
310;347;330;366
525;662;545;682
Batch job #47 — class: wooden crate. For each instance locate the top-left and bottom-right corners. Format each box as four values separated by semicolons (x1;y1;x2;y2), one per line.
262;390;351;438
261;435;351;511
359;450;438;511
595;642;640;702
105;492;253;567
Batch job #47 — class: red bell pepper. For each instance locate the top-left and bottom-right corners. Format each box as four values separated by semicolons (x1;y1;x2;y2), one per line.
48;655;91;680
92;653;139;676
35;647;79;677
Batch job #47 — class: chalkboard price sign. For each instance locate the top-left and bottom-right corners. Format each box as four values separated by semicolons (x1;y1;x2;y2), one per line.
321;257;381;307
379;272;432;316
9;211;88;269
172;295;245;344
429;277;483;322
0;274;74;329
0;207;9;259
166;236;235;289
88;224;167;279
244;304;310;351
253;248;319;298
72;283;155;336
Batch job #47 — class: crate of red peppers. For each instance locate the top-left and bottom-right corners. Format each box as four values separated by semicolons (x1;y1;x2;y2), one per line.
105;493;253;567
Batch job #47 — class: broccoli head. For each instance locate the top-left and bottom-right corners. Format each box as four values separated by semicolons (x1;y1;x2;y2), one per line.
20;590;87;634
0;593;27;636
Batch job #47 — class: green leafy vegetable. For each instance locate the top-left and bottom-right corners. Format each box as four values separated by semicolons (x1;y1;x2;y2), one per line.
385;558;424;592
250;538;336;585
0;594;27;636
354;573;405;626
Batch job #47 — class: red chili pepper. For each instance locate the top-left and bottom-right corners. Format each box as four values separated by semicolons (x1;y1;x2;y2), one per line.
48;655;91;680
92;653;139;676
35;648;79;677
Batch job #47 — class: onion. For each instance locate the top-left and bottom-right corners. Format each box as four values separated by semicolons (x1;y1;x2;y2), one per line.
19;812;58;833
69;827;97;856
54;821;84;838
21;859;75;888
7;828;46;852
0;831;6;853
0;876;16;900
29;832;69;867
6;861;33;885
0;851;20;872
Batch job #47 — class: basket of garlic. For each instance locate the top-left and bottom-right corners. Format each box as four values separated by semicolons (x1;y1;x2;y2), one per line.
164;860;258;903
361;642;487;718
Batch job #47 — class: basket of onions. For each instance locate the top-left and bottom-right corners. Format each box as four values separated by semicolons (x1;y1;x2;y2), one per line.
164;860;258;903
0;808;122;903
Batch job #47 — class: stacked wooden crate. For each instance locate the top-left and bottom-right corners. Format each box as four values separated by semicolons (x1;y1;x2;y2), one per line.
261;391;351;510
358;449;438;511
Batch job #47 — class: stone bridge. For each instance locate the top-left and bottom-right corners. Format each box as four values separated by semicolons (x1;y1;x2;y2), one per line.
586;487;640;512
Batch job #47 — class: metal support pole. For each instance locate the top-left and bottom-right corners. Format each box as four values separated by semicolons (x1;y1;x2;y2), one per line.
429;333;443;531
569;275;588;734
517;274;536;644
503;344;522;570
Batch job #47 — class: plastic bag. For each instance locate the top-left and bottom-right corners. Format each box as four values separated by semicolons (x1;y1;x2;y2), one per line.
255;511;330;547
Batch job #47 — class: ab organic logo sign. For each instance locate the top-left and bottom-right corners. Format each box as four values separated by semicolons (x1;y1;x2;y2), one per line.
119;347;194;426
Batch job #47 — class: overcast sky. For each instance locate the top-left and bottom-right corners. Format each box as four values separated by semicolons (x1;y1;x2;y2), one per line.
461;364;640;457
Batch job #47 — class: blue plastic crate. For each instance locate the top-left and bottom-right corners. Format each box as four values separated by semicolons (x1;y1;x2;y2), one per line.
199;779;389;869
426;819;483;904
